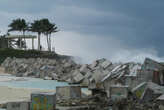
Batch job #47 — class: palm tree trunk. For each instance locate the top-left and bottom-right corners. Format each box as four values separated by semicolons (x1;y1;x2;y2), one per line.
19;38;22;49
38;33;41;51
23;31;26;50
46;34;50;51
32;38;34;50
49;34;51;52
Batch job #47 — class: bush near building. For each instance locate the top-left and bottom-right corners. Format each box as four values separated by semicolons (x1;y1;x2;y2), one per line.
0;48;70;64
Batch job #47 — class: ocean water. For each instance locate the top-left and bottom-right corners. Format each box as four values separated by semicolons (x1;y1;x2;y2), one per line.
0;75;68;90
0;75;90;110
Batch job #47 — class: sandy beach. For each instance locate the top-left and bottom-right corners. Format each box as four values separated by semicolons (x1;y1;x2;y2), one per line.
0;66;91;104
0;67;55;104
0;67;7;74
0;86;55;104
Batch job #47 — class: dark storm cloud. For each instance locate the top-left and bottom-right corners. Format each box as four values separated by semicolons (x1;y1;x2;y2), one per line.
0;0;164;62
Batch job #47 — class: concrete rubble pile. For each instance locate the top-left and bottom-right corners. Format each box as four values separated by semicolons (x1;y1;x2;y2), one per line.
2;57;164;109
1;57;80;81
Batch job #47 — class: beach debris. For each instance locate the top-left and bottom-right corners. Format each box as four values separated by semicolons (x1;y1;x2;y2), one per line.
56;86;82;101
7;101;30;110
31;92;56;110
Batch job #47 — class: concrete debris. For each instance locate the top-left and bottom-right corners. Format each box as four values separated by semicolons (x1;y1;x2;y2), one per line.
132;82;164;102
142;82;164;102
157;94;164;101
44;76;53;80
2;57;164;109
79;64;90;74
132;82;147;99
50;73;58;80
143;58;164;71
56;86;82;100
1;57;79;82
31;92;56;110
110;85;129;100
100;60;112;69
89;60;98;69
7;101;30;110
72;70;84;83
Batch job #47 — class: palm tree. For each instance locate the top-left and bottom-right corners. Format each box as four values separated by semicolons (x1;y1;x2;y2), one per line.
40;19;51;51
30;20;43;51
47;23;58;52
8;18;28;49
41;19;58;51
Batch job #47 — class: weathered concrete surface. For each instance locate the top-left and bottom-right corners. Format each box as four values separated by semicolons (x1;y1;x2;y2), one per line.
132;82;147;99
1;58;79;82
7;101;30;110
31;92;56;110
143;58;164;71
141;82;164;102
56;105;96;110
110;85;129;100
56;86;81;100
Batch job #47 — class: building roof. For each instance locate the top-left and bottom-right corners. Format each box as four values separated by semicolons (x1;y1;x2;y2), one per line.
6;35;37;39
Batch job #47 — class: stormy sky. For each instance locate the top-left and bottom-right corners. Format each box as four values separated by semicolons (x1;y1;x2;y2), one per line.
0;0;164;63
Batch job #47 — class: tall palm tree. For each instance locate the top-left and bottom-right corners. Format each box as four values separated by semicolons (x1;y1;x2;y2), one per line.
41;19;58;51
8;18;28;49
40;19;51;51
30;20;43;51
47;23;58;52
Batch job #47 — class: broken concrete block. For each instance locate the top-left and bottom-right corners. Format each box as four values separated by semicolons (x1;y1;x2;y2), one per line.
132;82;147;99
72;70;84;83
159;105;164;110
50;73;58;80
157;95;164;106
128;63;141;76
79;64;90;75
63;62;72;68
84;71;92;79
92;70;105;83
101;60;112;69
142;88;163;102
97;58;106;64
31;92;56;110
81;78;89;86
44;76;53;80
56;86;81;100
143;58;164;71
110;85;129;100
141;82;164;102
157;94;164;101
90;61;98;69
7;101;30;110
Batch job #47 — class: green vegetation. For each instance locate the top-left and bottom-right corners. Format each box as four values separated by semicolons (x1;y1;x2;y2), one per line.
7;18;59;51
0;36;8;48
8;18;28;49
0;18;60;64
0;48;70;64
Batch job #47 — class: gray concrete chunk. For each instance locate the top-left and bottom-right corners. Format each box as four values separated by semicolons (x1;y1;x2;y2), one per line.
7;101;30;110
72;70;84;83
101;60;112;69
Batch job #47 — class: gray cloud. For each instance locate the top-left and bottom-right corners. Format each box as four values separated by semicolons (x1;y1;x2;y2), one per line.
0;0;164;63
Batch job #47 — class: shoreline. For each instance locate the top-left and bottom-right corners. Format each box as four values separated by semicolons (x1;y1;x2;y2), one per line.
0;85;55;104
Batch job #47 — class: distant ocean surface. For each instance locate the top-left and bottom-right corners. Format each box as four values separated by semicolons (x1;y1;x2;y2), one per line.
0;74;91;110
0;75;68;90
